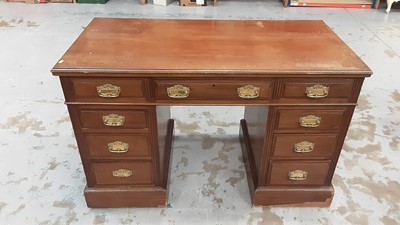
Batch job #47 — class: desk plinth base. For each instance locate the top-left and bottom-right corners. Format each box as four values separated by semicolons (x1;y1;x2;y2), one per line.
84;186;167;208
240;119;334;207
253;186;333;207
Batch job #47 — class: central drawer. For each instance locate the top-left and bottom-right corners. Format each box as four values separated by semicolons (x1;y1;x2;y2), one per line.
92;162;153;186
154;79;272;101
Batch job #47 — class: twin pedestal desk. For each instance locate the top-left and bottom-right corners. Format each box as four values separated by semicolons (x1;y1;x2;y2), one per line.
52;18;372;208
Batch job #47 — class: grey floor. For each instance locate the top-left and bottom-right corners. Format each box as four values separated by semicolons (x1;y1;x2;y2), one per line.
1;1;400;225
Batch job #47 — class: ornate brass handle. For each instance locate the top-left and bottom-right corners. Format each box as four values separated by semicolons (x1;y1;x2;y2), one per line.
288;170;308;181
103;114;125;126
167;84;190;98
299;115;321;128
306;84;329;98
237;85;260;99
294;141;315;153
97;84;121;98
108;141;129;153
112;169;133;178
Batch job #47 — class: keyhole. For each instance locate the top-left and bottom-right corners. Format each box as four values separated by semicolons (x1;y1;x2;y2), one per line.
212;84;216;87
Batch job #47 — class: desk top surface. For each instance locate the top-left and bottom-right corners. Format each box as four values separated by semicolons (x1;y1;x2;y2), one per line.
52;18;371;76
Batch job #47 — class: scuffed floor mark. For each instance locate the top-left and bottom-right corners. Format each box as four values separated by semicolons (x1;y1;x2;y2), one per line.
26;21;39;27
357;144;392;165
44;182;52;189
347;115;376;142
37;219;51;225
202;111;212;118
28;185;39;192
342;151;360;170
388;104;400;113
174;119;200;133
7;177;28;185
216;127;226;135
93;214;107;224
356;95;372;111
211;139;235;164
120;218;134;224
202;160;227;204
56;114;71;125
389;136;399;151
53;199;78;224
391;90;400;102
0;113;46;134
68;144;78;150
0;201;7;213
9;204;25;216
380;215;398;225
33;145;45;150
39;158;61;180
0;19;39;28
345;213;370;225
201;134;216;150
35;99;64;104
348;178;400;215
332;175;374;219
206;119;239;128
225;169;245;187
33;132;59;137
160;209;166;216
53;199;75;210
0;20;13;27
247;208;284;225
178;156;189;167
384;49;398;58
382;124;400;150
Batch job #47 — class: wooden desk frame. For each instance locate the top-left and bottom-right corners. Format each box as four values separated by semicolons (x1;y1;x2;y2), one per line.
52;18;372;208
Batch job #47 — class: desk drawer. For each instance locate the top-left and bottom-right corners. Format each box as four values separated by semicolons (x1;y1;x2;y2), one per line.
272;134;338;158
86;134;151;159
92;162;153;186
66;78;148;103
269;161;330;185
154;79;272;101
78;107;149;129
276;108;347;130
281;79;355;101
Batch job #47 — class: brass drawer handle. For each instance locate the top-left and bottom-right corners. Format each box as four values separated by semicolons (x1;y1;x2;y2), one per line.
103;114;125;126
108;141;129;153
299;115;321;128
288;170;308;181
294;141;315;153
112;169;133;178
237;85;260;99
306;84;329;98
97;84;121;98
167;84;190;98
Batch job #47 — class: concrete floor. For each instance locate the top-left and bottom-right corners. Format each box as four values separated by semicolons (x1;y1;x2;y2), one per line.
0;1;400;224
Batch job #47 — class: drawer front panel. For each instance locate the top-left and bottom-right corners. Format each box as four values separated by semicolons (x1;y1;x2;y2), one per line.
86;134;151;158
69;78;148;102
276;108;347;130
155;80;272;100
92;162;153;185
269;161;330;185
281;79;354;101
79;109;149;129
272;134;338;158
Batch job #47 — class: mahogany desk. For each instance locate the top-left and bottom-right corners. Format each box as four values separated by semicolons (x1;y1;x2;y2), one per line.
52;18;372;208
